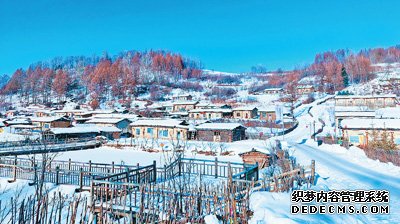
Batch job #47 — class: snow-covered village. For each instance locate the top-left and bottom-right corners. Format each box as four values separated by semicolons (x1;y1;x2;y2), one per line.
1;1;400;224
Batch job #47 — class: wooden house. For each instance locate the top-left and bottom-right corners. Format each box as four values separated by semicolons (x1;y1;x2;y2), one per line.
30;117;71;131
264;88;283;95
172;94;193;101
258;107;277;122
188;108;232;120
130;119;189;140
53;109;86;117
3;119;32;127
34;110;54;117
339;118;400;147
86;118;131;135
296;85;315;95
239;148;273;169
172;101;199;112
44;127;100;140
335;94;397;109
195;123;246;142
334;111;375;130
232;107;258;119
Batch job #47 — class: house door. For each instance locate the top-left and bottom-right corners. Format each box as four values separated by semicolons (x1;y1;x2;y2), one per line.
213;131;221;142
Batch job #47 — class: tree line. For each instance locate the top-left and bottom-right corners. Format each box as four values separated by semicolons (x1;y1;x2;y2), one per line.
266;45;400;93
1;50;202;109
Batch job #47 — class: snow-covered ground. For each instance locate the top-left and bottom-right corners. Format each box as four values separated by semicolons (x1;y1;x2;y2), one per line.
248;98;400;224
2;94;400;223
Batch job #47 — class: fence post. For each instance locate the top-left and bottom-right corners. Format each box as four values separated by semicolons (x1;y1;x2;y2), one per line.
12;156;17;181
55;166;60;185
178;157;182;176
111;161;115;173
79;168;84;190
68;158;71;171
89;160;92;175
255;162;259;181
153;160;156;182
215;157;218;178
164;164;167;181
310;160;315;185
125;167;130;183
137;163;140;183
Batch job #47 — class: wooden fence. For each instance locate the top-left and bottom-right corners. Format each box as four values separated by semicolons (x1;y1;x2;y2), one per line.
0;156;145;189
155;157;258;182
0;139;102;156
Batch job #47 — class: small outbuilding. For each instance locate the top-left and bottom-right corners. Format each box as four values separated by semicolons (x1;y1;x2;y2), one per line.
239;148;273;169
195;123;246;142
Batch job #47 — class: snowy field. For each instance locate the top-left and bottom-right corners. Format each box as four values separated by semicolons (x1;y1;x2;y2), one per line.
1;97;400;223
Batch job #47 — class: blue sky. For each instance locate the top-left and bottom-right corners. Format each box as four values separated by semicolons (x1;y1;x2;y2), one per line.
1;0;400;75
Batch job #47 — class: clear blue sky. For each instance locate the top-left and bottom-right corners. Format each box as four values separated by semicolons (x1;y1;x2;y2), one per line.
1;0;400;76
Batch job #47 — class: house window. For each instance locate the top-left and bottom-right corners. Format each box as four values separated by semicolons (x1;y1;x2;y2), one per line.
214;131;221;136
349;135;360;143
44;123;50;129
163;130;168;137
236;112;240;116
147;128;153;134
136;128;140;135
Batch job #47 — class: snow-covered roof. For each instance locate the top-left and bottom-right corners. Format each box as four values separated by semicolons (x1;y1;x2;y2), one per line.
335;94;397;99
11;125;36;129
238;147;271;156
172;101;199;105
172;94;192;97
53;109;86;113
297;85;314;89
189;108;232;113
91;109;116;114
97;126;122;133
258;107;276;112
375;107;400;119
264;88;283;91
49;127;100;135
86;118;127;124
335;111;376;117
73;124;121;133
232;106;257;111
196;123;245;130
130;119;187;128
340;118;400;130
30;117;69;122
169;112;189;116
4;119;31;125
335;106;372;112
93;113;139;120
195;101;216;107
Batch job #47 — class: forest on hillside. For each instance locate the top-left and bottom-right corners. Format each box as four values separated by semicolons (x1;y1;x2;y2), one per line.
1;45;400;110
1;51;203;108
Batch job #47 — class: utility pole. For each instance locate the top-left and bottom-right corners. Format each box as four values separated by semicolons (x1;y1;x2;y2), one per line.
313;121;316;140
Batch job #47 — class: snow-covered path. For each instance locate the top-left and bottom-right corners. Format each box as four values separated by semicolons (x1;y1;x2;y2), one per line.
284;99;400;223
